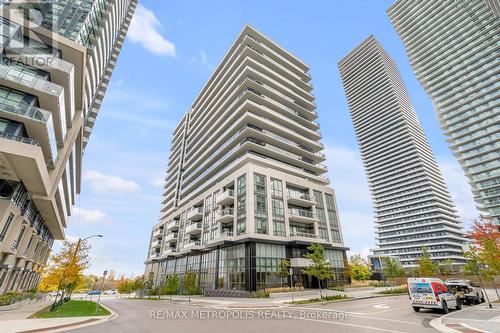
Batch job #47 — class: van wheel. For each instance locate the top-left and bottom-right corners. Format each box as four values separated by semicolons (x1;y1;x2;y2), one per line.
412;306;420;312
442;301;449;314
455;300;462;310
475;295;480;305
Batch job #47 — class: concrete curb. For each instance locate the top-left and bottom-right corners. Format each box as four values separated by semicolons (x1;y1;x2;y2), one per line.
17;302;118;333
429;305;485;333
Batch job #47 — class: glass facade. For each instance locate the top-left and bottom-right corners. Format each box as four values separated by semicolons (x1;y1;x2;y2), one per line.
314;190;329;241
219;244;246;290
271;178;285;237
254;173;268;234
236;174;246;235
325;194;343;243
255;243;286;289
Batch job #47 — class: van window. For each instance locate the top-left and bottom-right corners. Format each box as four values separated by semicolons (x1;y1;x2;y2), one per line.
410;282;432;294
431;282;449;294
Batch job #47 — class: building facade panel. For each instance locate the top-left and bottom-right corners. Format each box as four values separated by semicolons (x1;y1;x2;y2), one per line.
339;36;466;268
0;0;136;294
388;0;500;223
146;26;348;292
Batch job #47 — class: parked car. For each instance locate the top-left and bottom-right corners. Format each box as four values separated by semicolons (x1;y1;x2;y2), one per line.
408;277;461;313
87;290;101;295
47;291;62;297
445;279;485;305
103;289;117;295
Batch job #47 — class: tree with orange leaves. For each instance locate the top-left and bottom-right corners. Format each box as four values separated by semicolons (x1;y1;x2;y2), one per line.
466;216;500;277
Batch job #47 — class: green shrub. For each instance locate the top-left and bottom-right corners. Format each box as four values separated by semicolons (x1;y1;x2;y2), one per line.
290;294;347;304
376;286;408;295
0;292;24;306
249;290;270;298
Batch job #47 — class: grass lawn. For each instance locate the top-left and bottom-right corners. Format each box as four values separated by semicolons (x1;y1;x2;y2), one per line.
31;300;110;318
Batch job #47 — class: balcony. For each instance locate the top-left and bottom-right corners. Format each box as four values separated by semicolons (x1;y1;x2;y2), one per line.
185;222;202;235
163;248;176;256
166;220;179;231
152;228;163;239
151;239;162;248
288;208;317;224
187;207;203;221
216;189;235;206
164;232;178;242
184;240;202;250
216;208;234;224
287;192;315;207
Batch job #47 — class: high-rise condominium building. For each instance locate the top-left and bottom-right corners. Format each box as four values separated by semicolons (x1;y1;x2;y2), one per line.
388;0;500;223
0;0;136;294
338;36;466;267
145;26;348;293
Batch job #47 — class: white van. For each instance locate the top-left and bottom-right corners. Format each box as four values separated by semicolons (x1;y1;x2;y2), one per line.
408;277;461;313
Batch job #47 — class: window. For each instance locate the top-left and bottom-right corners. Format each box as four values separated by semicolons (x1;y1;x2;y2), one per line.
254;173;266;193
0;213;14;241
270;178;283;198
255;217;268;234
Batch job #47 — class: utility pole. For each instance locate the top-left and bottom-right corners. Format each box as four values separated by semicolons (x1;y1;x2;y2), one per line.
95;270;107;313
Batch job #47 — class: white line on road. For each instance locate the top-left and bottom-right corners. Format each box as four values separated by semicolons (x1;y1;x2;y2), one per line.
292;316;412;333
459;323;491;333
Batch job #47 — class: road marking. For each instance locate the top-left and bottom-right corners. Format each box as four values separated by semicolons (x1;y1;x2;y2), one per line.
459;323;492;333
289;306;365;315
374;304;390;309
292;316;412;333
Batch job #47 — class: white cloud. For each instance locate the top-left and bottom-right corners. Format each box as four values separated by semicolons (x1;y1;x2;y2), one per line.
436;156;481;227
324;144;372;206
128;4;176;57
72;207;106;223
150;177;164;188
84;170;140;193
348;245;373;261
200;50;208;64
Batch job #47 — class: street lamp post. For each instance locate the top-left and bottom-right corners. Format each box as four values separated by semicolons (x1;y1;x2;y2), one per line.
51;235;103;310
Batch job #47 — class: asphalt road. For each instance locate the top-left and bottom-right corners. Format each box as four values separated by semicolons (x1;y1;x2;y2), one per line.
66;295;452;333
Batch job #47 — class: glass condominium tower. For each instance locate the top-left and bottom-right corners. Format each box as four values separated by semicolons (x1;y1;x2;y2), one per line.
338;36;466;267
388;0;500;223
0;0;136;294
145;25;348;292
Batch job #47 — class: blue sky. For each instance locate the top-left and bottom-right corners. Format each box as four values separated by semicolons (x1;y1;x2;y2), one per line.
57;0;480;276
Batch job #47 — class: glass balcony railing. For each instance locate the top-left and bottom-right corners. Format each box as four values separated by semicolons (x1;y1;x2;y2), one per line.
219;208;234;216
288;208;315;219
0;132;40;146
290;231;318;238
287;192;313;201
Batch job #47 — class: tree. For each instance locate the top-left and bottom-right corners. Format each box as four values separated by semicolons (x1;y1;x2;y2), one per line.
438;259;455;277
162;275;180;300
467;217;500;277
38;240;91;295
414;247;438;277
382;257;405;285
277;259;291;287
302;244;334;298
349;255;372;281
465;217;500;301
116;277;136;296
184;269;198;301
133;275;146;298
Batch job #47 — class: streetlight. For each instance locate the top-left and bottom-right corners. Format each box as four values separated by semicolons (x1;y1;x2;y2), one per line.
51;235;103;310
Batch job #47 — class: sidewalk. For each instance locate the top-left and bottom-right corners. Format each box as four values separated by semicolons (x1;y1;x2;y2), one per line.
137;287;393;307
0;299;116;333
431;303;500;333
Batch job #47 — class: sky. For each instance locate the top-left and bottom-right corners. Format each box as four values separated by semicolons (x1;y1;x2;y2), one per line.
56;0;481;277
